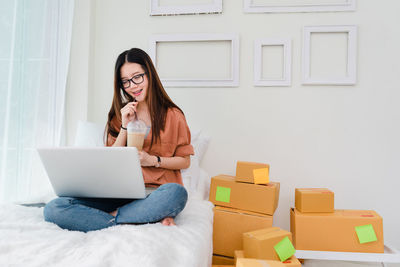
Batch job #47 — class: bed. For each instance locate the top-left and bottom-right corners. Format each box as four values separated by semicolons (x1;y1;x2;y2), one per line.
0;121;213;267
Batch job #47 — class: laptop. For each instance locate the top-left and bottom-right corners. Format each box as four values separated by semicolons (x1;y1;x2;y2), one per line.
37;147;148;199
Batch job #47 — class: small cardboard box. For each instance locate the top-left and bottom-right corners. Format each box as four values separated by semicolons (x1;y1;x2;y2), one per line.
212;254;235;265
209;175;280;215
295;188;334;213
290;208;384;253
213;206;273;257
234;250;301;267
243;227;293;261
237;258;301;267
236;161;270;184
236;258;284;267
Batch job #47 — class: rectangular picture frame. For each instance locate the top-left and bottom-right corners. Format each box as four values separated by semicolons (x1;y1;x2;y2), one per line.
150;0;222;16
302;25;357;85
149;33;239;87
254;38;291;87
244;0;355;13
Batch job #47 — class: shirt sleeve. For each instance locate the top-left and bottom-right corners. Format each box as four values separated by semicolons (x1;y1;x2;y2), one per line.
174;110;195;157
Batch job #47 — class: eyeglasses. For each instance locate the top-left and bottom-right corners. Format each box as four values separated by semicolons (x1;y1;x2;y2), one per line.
121;73;146;89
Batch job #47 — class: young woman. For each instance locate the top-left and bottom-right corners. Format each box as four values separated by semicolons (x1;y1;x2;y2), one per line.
44;48;193;232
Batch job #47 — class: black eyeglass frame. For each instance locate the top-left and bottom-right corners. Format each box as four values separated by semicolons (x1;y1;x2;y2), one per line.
120;73;146;89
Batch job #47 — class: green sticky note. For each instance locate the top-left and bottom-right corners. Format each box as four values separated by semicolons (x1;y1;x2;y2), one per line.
355;224;378;244
215;186;231;203
274;236;296;262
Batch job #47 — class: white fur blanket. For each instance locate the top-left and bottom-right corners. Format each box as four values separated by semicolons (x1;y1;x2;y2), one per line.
0;196;214;267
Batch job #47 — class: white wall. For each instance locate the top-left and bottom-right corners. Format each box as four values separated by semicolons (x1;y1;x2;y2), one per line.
66;0;400;249
66;0;98;145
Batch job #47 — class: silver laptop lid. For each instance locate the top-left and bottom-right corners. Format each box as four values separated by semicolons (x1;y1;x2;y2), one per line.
37;147;145;199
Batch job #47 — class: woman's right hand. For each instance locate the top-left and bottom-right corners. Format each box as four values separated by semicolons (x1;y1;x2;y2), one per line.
121;101;138;128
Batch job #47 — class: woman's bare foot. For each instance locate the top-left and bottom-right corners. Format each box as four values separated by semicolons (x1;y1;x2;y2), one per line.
161;217;176;226
109;210;117;217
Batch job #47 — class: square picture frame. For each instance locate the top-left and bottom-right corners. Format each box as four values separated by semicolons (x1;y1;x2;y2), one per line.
302;25;357;85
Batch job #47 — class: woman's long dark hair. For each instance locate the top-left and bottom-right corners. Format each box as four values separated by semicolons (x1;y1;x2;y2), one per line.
104;48;182;147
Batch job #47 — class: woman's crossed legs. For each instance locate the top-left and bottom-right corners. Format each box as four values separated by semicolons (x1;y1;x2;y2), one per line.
43;183;188;232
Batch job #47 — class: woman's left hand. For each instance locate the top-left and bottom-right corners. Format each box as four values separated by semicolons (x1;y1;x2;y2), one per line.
138;151;156;167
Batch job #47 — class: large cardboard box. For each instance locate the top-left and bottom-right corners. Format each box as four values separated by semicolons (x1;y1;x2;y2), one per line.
213;206;273;257
290;208;384;253
209;175;280;215
237;258;301;267
212;254;235;265
235;250;301;267
295;188;334;213
243;227;293;261
236;161;270;184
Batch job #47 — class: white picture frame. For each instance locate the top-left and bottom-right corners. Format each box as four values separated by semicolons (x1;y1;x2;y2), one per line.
302;25;357;85
149;33;239;87
254;38;291;87
150;0;222;16
244;0;356;13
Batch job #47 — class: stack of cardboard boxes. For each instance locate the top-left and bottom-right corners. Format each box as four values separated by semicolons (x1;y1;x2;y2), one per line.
209;163;384;267
209;161;281;265
291;188;384;253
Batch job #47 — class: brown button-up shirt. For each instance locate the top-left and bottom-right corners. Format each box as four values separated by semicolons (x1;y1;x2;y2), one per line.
107;108;194;187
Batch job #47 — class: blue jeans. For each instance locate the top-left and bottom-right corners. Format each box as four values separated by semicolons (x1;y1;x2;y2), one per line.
43;183;188;232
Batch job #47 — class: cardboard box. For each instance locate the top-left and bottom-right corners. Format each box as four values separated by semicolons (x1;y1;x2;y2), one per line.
234;250;301;267
209;175;280;215
290;208;384;253
236;161;270;184
212;266;234;267
295;188;334;213
236;258;284;267
213;206;273;257
212;254;235;265
243;227;293;261
237;258;300;267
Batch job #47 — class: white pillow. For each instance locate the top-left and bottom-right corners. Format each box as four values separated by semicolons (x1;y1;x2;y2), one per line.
192;135;210;163
190;128;202;144
182;134;210;194
181;155;201;196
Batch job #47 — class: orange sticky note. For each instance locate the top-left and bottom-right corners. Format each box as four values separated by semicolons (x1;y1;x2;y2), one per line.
253;168;269;184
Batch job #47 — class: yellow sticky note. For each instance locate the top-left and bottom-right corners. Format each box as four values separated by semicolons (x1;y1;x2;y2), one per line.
253;168;269;184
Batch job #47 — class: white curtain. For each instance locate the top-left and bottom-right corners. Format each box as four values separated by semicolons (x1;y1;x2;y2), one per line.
0;0;74;203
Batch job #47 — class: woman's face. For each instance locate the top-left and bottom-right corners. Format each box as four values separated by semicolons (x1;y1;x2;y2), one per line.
120;62;148;103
